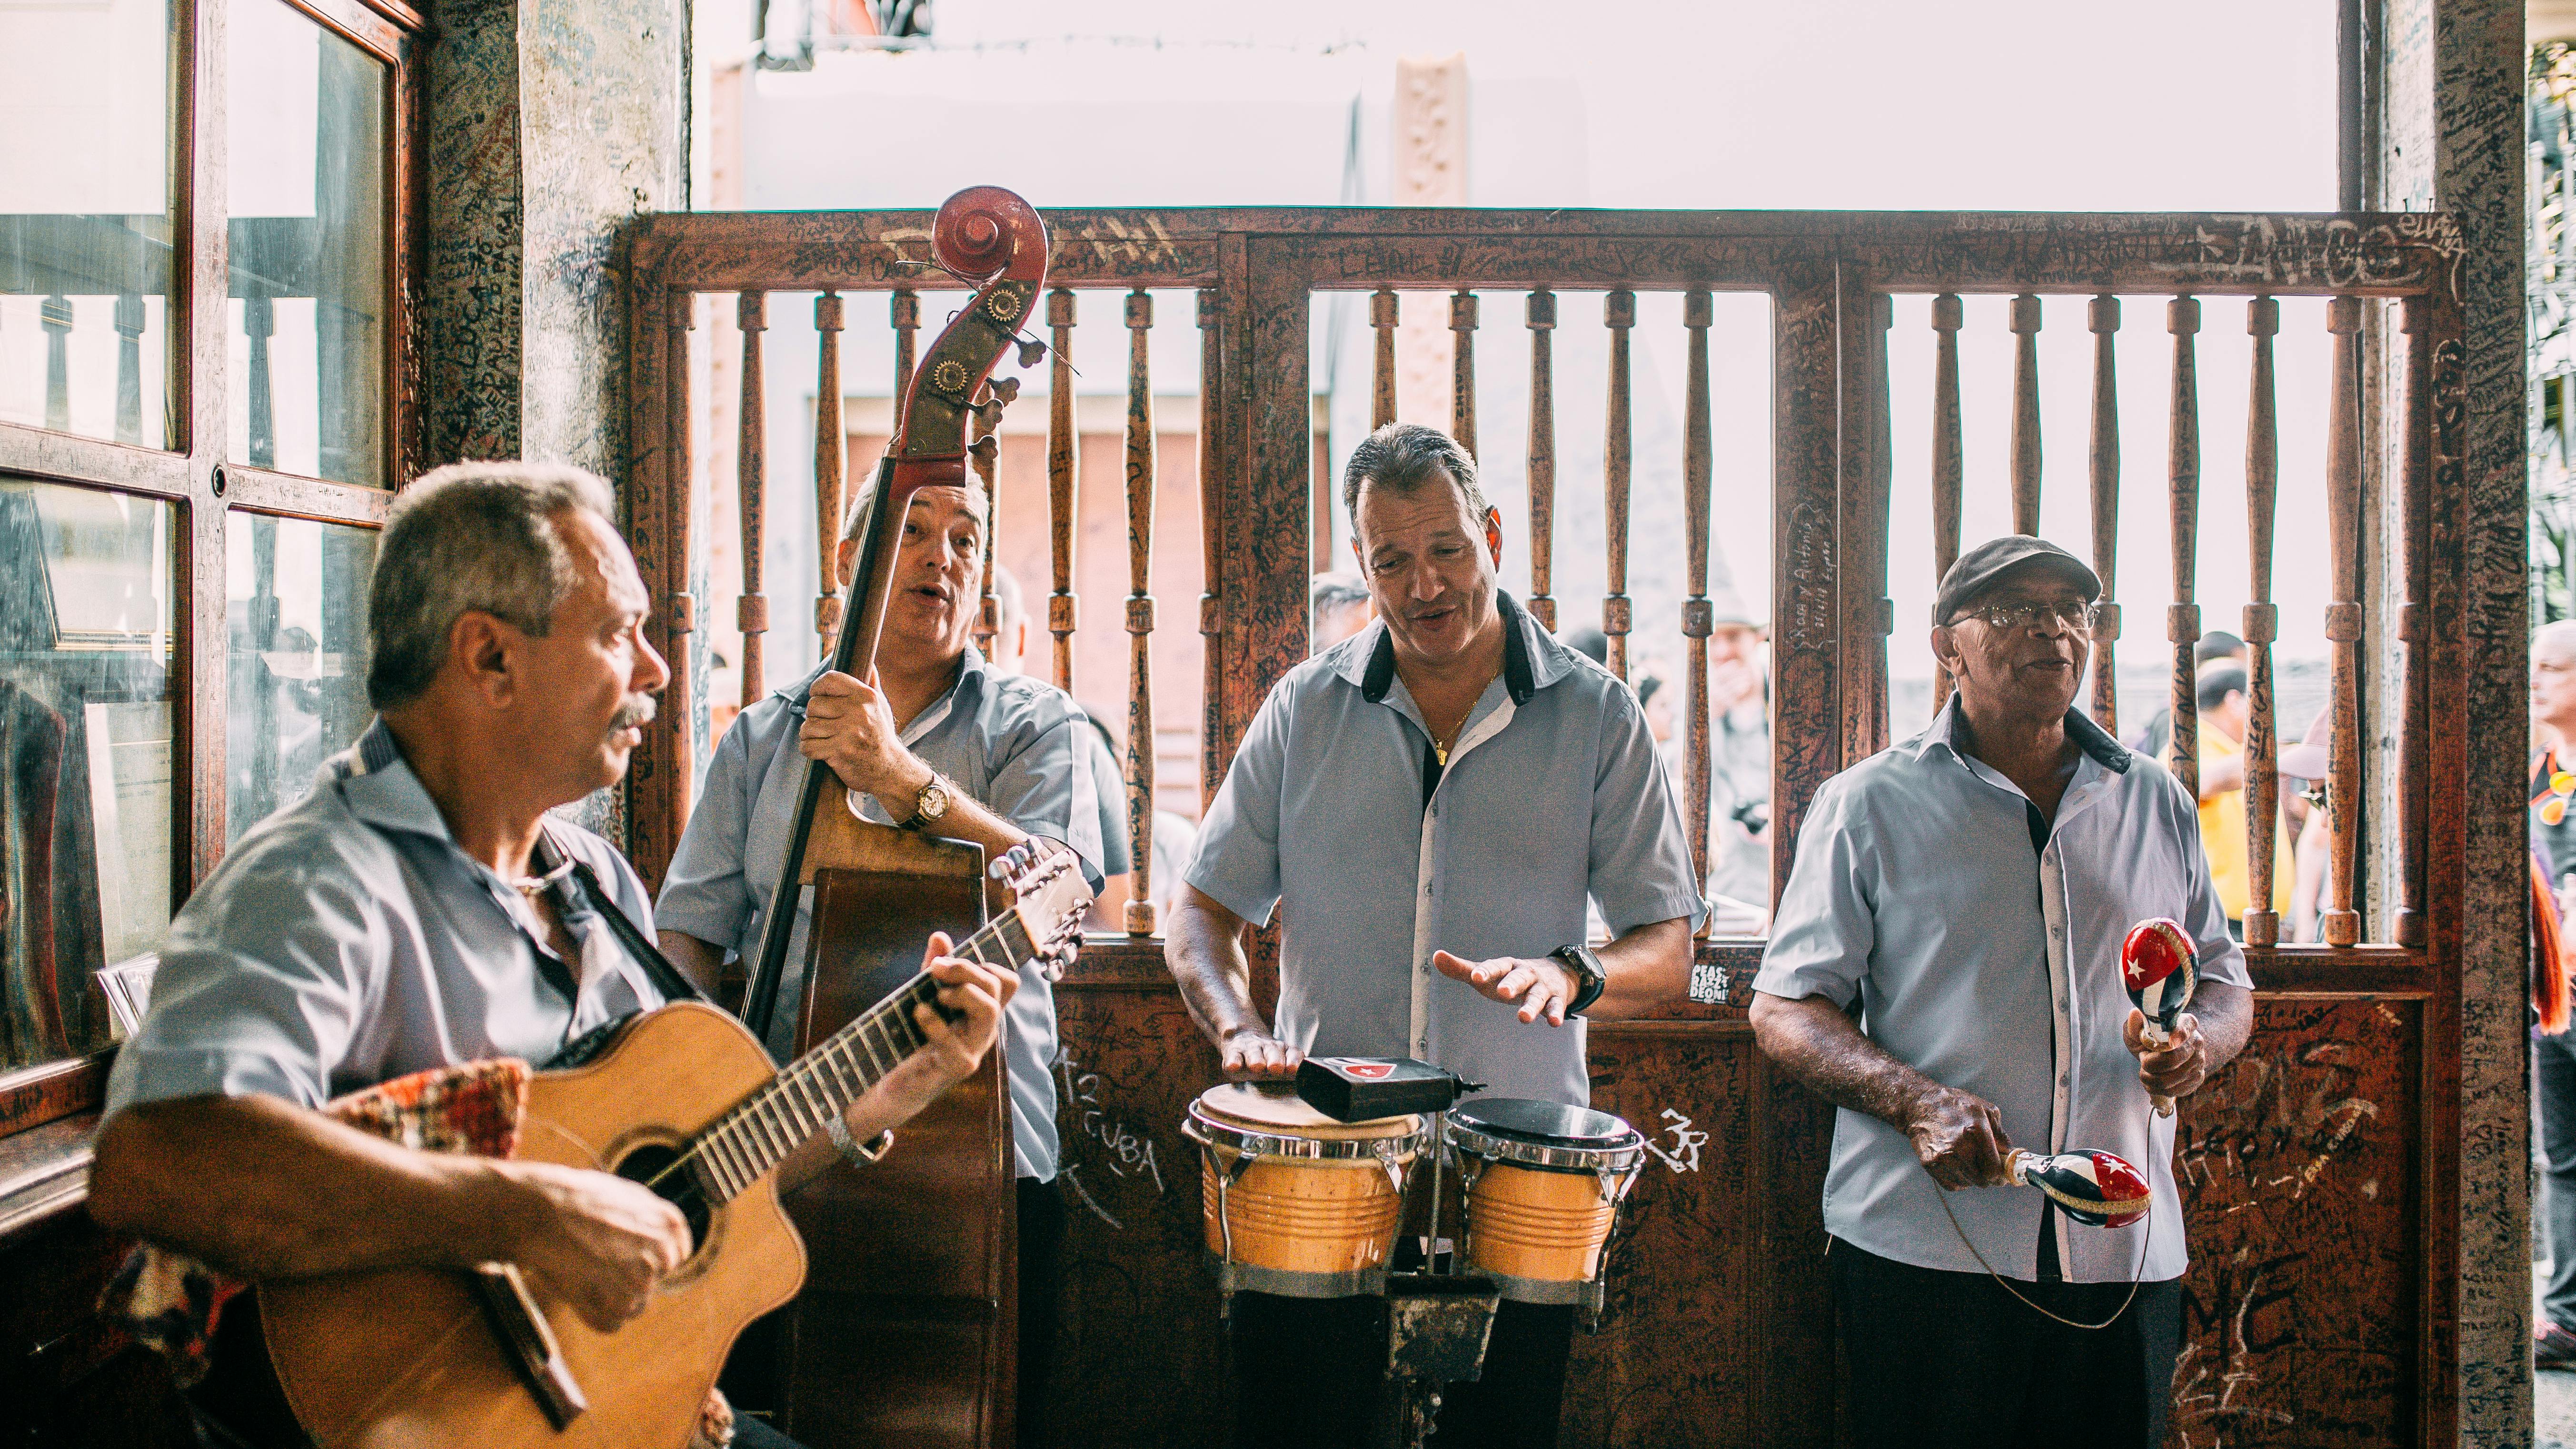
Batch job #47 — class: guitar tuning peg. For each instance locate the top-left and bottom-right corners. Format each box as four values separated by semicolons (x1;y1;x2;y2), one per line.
1016;337;1048;369
987;856;1013;882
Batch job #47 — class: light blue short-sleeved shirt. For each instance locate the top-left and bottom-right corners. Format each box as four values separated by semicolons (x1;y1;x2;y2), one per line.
656;648;1103;1181
1752;699;2253;1283
107;721;666;1117
1186;592;1706;1108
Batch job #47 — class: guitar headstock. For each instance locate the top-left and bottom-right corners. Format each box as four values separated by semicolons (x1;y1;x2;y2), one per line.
992;840;1094;981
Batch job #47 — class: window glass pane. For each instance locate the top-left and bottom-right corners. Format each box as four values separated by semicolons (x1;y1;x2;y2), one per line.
0;476;176;1070
0;0;178;448
229;0;386;487
226;512;375;839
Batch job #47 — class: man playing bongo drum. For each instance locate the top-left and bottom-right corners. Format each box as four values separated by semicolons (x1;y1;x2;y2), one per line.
1167;422;1705;1449
1752;535;2255;1449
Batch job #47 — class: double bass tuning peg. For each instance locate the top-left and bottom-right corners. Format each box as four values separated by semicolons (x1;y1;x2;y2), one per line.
1015;337;1048;370
988;376;1022;406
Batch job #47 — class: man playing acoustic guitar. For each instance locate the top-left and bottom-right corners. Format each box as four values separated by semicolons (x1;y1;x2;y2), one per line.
87;463;1018;1449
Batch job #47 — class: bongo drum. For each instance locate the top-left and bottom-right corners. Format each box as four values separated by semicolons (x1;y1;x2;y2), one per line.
1182;1082;1428;1299
1443;1098;1645;1316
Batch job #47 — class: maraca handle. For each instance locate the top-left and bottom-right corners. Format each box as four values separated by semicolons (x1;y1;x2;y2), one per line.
2141;1021;2175;1117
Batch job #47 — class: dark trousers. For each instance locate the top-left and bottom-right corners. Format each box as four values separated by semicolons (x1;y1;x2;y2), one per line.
2539;1031;2576;1330
1227;1280;1574;1449
1831;1239;2181;1449
1018;1176;1067;1448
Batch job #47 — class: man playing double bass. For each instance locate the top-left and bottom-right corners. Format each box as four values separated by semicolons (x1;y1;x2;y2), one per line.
1167;423;1705;1449
656;477;1104;1446
87;463;1018;1449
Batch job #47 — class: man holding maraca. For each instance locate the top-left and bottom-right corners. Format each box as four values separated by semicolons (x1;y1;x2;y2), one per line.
1750;536;2254;1449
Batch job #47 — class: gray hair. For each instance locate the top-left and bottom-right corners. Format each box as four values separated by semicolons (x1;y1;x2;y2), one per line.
1342;422;1491;530
2539;619;2576;665
844;476;989;543
366;461;619;710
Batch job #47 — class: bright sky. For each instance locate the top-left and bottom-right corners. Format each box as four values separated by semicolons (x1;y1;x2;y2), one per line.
700;0;2342;727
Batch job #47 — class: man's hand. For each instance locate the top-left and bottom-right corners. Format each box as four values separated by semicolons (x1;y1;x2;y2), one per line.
1902;1085;2015;1190
1433;951;1578;1026
851;933;1019;1131
1219;1024;1303;1080
2125;1008;2213;1102
490;1161;694;1334
798;670;929;801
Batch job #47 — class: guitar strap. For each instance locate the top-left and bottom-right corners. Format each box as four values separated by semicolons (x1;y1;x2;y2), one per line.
537;824;716;1009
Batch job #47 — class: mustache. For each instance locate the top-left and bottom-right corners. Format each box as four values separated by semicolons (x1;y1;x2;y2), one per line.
608;695;657;733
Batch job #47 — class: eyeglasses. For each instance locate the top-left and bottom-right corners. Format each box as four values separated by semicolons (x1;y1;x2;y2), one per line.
1951;599;2101;633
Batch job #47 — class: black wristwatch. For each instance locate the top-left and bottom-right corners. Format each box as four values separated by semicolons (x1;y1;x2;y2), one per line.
1551;944;1608;1017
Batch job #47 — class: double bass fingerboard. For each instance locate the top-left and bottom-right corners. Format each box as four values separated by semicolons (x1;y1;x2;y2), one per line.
689;912;1037;1201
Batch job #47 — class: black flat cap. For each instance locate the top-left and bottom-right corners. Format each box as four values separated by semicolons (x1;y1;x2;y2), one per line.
1934;536;2101;624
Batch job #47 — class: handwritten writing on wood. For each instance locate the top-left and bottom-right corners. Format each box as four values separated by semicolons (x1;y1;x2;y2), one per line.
2168;995;2418;1448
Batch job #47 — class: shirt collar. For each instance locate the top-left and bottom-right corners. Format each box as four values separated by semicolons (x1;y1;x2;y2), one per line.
1912;695;2132;775
1350;590;1549;705
338;717;466;843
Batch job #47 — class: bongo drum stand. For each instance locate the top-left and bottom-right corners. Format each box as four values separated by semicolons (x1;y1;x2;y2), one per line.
1380;1270;1501;1449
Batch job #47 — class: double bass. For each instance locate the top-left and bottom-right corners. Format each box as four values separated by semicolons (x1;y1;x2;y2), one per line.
730;185;1054;1449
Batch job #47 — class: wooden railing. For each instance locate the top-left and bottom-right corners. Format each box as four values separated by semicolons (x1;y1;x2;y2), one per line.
623;208;2484;1449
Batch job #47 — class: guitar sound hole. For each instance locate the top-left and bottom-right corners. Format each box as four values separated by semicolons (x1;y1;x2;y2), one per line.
614;1142;713;1251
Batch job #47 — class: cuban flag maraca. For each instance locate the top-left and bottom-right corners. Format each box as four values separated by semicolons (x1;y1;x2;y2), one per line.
2119;917;2198;1118
2004;1148;2151;1229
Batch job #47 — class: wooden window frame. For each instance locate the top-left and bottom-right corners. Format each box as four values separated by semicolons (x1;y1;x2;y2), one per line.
0;0;419;1142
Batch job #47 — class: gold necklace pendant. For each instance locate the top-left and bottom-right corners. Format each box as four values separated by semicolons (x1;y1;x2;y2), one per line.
1434;740;1451;766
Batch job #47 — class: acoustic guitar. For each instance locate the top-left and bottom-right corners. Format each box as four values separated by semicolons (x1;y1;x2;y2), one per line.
252;845;1092;1449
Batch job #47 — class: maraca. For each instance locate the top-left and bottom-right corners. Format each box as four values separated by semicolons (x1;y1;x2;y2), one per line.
2003;1147;2151;1229
2119;917;2198;1117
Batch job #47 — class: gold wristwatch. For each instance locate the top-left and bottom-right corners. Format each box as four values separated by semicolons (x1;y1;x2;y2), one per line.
897;772;953;831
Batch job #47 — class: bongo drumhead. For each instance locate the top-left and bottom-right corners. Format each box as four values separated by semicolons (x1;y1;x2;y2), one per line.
1195;1082;1420;1141
1451;1097;1635;1149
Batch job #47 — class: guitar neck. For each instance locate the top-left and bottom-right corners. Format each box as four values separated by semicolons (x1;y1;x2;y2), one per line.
691;910;1035;1200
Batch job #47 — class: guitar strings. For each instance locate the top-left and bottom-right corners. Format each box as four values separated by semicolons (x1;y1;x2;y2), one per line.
629;911;1028;1197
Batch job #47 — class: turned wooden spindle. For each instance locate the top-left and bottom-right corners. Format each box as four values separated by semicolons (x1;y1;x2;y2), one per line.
1123;289;1159;936
2009;293;2043;536
1930;294;1965;710
1603;288;1635;681
1199;289;1226;811
2394;296;2436;949
2166;297;2203;800
664;299;697;820
814;292;846;648
1451;289;1478;459
1525;288;1558;631
736;291;769;707
1681;289;1715;906
891;289;920;408
1048;288;1080;694
2087;296;2121;733
1370;288;1399;430
2242;297;2283;947
2320;296;2364;947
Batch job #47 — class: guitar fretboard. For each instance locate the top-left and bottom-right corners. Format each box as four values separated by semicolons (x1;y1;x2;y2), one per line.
691;912;1036;1201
